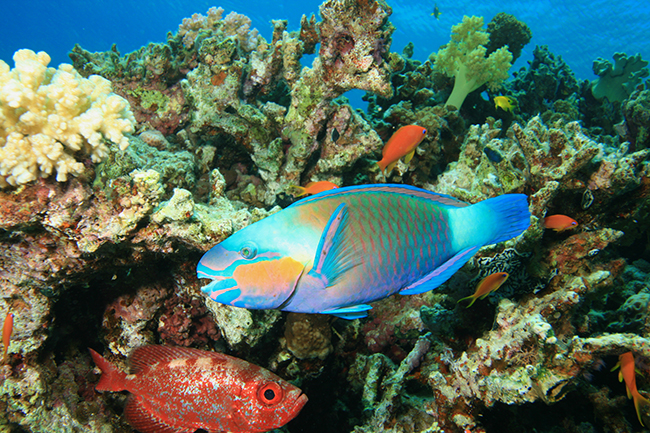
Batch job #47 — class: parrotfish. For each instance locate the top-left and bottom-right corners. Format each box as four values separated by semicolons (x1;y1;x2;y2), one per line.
457;272;509;308
90;345;307;433
544;214;578;232
198;184;530;319
612;351;649;426
377;125;427;176
3;312;13;363
288;181;339;197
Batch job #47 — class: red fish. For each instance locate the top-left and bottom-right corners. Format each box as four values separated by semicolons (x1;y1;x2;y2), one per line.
544;214;578;232
288;181;339;197
90;345;307;433
3;312;12;363
612;351;649;426
457;272;509;308
377;125;427;176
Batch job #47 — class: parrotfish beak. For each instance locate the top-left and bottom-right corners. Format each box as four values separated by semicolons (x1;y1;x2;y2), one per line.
197;244;305;310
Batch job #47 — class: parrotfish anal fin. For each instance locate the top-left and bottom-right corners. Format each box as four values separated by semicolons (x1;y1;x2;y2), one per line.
404;149;415;164
125;396;193;433
322;304;372;320
129;345;227;374
399;246;480;295
308;203;361;287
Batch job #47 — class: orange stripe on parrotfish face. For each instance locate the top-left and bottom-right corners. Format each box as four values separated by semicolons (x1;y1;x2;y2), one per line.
377;125;427;176
212;257;305;309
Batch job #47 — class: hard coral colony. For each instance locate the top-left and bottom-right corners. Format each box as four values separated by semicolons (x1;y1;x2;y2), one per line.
0;0;649;432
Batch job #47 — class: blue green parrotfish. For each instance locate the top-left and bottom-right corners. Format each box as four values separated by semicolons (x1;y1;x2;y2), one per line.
197;184;531;319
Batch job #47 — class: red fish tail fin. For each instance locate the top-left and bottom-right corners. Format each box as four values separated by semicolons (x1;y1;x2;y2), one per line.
89;348;127;392
633;390;650;426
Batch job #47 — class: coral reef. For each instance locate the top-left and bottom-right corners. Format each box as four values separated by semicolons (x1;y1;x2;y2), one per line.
0;49;135;187
486;12;532;62
1;2;649;432
591;52;649;102
433;16;513;109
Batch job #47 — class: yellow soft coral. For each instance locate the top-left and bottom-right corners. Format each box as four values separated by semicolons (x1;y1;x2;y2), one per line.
0;49;135;187
434;16;513;110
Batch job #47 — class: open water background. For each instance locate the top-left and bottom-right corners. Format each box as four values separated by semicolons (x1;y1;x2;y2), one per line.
2;0;649;85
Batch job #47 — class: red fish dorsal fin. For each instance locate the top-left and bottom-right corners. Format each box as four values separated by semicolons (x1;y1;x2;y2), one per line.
129;345;229;374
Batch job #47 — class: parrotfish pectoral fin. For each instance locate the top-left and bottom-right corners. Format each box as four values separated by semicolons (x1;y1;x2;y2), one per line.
399;246;480;295
322;304;372;320
308;203;360;287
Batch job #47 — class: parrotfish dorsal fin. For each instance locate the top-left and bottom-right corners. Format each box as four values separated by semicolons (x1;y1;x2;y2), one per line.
308;203;361;287
129;345;227;374
291;184;470;208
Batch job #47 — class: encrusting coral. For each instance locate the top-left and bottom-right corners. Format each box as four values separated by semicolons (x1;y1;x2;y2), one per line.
0;49;135;187
433;15;513;110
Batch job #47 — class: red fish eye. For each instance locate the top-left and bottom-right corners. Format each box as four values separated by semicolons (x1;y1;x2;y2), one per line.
258;382;283;405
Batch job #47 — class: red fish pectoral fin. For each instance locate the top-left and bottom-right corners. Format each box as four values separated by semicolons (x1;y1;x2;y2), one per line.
125;395;193;433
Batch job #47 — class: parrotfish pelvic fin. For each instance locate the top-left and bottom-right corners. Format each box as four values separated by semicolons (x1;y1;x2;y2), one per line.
321;304;373;320
307;203;360;287
399;246;480;295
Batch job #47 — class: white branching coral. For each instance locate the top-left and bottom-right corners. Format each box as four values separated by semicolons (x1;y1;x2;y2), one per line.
0;49;135;187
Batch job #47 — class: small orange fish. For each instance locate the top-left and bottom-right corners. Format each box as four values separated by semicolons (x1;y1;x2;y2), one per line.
377;125;427;176
3;312;13;362
288;181;339;197
612;352;650;426
544;214;578;232
457;272;509;308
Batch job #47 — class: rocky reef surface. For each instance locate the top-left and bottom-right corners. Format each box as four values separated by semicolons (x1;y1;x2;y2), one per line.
1;1;650;432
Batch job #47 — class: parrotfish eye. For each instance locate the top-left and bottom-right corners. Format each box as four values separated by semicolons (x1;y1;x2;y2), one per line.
239;242;258;260
258;382;283;405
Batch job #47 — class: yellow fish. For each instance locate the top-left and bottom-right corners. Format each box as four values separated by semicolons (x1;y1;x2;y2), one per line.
431;3;441;19
494;96;518;113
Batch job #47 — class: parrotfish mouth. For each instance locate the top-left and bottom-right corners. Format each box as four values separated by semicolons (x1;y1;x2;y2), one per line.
197;244;306;310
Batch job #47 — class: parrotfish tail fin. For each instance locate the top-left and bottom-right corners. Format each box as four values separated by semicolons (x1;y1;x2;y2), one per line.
471;194;531;245
633;391;650;426
89;348;127;392
125;396;185;433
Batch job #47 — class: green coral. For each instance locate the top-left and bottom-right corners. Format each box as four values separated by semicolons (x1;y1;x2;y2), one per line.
591;52;649;102
434;16;513;110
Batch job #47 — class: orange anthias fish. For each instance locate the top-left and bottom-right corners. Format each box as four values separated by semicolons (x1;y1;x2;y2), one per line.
288;181;339;197
377;125;427;176
544;214;578;232
457;272;509;308
90;345;308;433
612;352;650;426
3;312;13;363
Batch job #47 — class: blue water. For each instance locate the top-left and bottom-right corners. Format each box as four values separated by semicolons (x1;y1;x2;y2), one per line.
2;1;649;85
